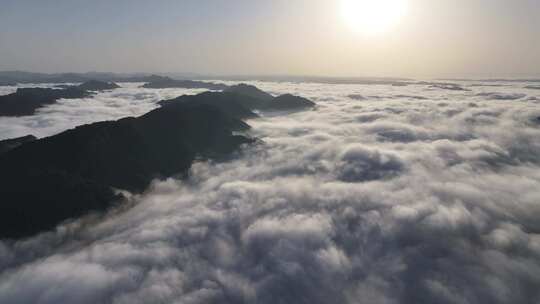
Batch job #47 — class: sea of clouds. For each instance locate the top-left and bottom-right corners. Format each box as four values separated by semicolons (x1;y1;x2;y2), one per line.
0;80;540;303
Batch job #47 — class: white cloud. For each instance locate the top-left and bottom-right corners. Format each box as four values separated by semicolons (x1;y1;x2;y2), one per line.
0;81;540;303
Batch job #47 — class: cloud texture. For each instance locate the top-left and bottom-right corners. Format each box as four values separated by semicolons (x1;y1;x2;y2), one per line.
1;80;540;303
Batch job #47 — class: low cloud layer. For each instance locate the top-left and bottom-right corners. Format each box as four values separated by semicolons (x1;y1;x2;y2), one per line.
1;81;540;303
0;83;209;140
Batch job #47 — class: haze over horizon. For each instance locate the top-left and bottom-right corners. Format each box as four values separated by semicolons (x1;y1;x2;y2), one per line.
1;0;539;79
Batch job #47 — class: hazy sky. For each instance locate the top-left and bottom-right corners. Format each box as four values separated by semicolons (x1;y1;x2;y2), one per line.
1;0;539;78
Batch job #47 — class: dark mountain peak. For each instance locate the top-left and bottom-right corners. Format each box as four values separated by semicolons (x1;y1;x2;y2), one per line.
224;85;316;111
141;77;228;90
147;74;173;82
0;86;315;239
160;91;260;120
78;80;120;91
225;83;274;101
160;86;316;116
265;94;316;110
0;100;254;240
0;87;90;117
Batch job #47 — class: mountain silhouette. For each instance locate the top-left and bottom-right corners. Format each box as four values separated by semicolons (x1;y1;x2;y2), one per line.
0;99;254;239
0;87;314;239
161;84;316;112
0;87;90;116
225;83;274;102
0;81;121;117
141;75;228;90
77;80;120;91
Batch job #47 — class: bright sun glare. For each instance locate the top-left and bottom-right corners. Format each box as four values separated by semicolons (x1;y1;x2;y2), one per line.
341;0;408;35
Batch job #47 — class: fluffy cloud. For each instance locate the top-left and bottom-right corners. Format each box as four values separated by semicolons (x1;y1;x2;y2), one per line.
0;81;540;303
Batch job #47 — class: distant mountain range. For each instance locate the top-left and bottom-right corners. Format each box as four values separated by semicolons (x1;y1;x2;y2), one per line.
0;71;414;86
0;79;315;117
140;75;228;90
0;71;173;84
0;80;120;117
3;71;540;86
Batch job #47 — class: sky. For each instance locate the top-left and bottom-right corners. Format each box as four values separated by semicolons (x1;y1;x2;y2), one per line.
0;0;539;78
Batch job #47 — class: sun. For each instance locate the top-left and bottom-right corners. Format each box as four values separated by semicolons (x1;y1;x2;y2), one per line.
341;0;408;35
